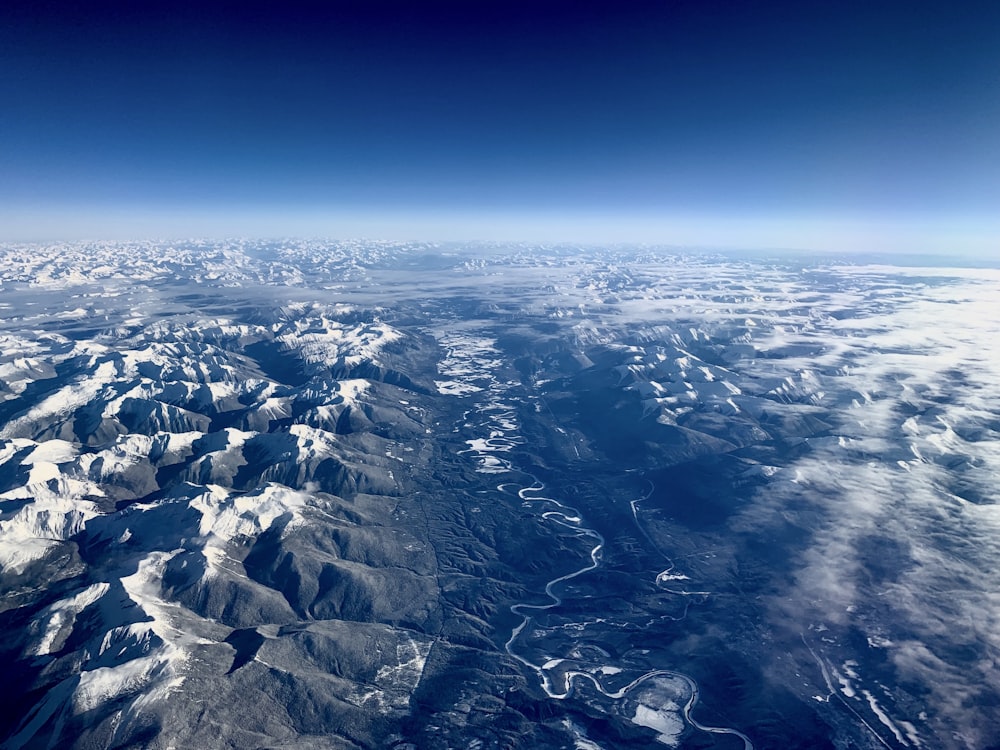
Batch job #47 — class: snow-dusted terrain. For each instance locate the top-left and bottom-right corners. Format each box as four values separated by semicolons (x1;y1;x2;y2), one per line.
1;241;998;749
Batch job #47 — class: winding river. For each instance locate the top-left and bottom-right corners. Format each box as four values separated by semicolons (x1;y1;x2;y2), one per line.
500;479;754;749
437;328;754;748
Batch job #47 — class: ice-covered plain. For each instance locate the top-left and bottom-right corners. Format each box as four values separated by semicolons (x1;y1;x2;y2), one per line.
1;240;998;749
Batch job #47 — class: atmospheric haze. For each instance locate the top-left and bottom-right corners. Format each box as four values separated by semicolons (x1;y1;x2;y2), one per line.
1;0;998;255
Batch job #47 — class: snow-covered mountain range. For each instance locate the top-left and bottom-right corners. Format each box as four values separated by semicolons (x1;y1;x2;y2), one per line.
2;241;999;749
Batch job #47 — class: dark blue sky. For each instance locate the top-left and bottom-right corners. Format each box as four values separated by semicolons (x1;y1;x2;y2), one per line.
2;0;998;250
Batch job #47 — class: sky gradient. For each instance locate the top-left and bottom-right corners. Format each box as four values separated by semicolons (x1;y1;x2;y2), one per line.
2;0;999;252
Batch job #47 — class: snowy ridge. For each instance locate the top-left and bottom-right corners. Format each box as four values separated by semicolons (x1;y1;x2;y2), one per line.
0;245;429;748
